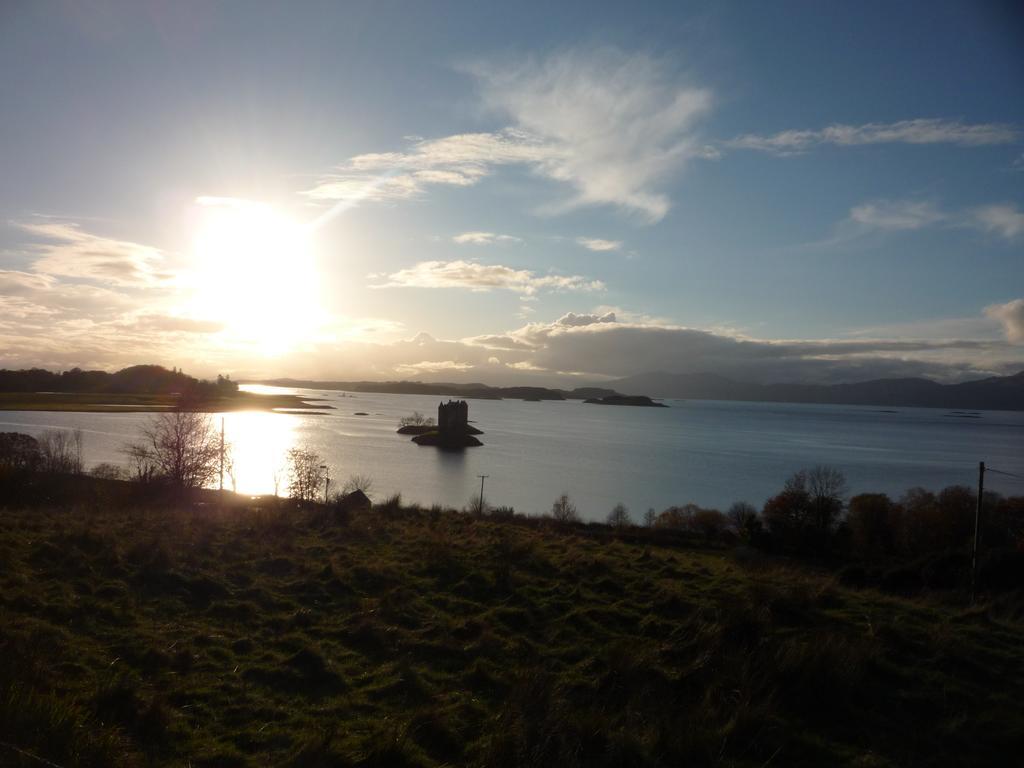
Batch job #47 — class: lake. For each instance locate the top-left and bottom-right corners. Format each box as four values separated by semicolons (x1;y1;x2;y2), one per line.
2;386;1023;520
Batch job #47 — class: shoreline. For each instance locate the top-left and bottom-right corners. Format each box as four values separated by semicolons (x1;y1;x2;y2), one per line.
0;391;332;413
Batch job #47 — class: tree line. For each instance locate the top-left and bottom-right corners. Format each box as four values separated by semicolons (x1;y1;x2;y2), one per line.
0;364;237;397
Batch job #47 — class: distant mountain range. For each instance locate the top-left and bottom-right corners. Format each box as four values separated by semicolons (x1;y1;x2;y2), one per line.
255;379;619;402
608;371;1024;411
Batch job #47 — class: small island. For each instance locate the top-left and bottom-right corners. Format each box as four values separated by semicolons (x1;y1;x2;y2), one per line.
401;400;483;448
584;394;668;407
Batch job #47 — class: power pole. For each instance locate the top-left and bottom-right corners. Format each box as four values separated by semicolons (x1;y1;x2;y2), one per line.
971;461;985;603
219;417;225;492
477;474;489;516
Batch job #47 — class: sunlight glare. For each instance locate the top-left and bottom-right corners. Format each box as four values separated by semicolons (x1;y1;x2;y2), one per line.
189;198;325;356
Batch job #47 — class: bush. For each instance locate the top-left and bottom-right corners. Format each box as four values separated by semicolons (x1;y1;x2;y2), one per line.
399;411;435;428
0;432;40;472
342;473;374;497
122;411;221;489
653;504;726;539
728;501;761;542
88;463;124;481
764;467;846;554
847;493;896;559
551;494;579;523
38;429;84;475
606;503;632;528
286;447;328;503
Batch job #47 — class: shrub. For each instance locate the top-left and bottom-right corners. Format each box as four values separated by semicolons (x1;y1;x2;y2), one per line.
90;462;125;481
551;494;579;523
342;473;374;497
847;493;896;559
606;503;632;528
728;501;762;543
122;411;221;488
0;432;40;472
38;429;83;475
764;466;846;554
399;411;435;428
286;447;328;503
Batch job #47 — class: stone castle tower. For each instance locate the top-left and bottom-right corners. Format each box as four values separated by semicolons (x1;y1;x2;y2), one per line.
437;399;469;436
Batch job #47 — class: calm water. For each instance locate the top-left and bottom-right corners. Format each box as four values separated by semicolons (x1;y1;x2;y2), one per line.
3;386;1023;520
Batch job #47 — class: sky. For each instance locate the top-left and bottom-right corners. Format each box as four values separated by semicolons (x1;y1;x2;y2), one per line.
1;0;1022;386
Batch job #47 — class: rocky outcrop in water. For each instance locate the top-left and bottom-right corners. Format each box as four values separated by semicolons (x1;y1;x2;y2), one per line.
410;400;484;448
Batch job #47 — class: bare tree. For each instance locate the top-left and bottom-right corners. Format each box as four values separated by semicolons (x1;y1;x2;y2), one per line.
38;429;84;474
342;473;374;497
607;502;632;528
399;411;435;428
286;447;328;502
124;442;157;483
123;411;220;488
728;501;761;542
551;493;579;523
643;507;657;527
806;465;847;534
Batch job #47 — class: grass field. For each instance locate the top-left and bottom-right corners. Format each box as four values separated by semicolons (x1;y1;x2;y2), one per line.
1;500;1022;767
0;391;331;413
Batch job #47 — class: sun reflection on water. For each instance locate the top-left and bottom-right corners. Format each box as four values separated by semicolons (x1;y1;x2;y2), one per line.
221;411;299;496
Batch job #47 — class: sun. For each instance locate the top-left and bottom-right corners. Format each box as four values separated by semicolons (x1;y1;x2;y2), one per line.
187;197;325;356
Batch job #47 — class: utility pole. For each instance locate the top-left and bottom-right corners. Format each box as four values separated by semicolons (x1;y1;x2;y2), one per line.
477;474;489;516
219;417;225;492
971;461;985;603
321;465;330;504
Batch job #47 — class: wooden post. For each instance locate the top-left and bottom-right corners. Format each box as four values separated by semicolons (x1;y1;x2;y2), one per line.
971;461;985;603
477;474;488;516
219;417;225;492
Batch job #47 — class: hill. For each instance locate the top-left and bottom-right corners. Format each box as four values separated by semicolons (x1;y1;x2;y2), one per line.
256;378;620;402
0;365;237;396
1;499;1022;767
610;370;1024;410
0;366;328;413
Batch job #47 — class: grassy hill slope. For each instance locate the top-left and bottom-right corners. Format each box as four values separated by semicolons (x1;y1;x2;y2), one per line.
1;502;1022;767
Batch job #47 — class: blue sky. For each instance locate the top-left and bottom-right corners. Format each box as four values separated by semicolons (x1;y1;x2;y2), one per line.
1;0;1022;384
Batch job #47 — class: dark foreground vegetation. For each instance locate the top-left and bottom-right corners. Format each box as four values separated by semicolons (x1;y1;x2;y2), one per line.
3;479;1024;767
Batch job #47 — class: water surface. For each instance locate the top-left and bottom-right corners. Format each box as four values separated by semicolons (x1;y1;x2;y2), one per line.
2;387;1022;520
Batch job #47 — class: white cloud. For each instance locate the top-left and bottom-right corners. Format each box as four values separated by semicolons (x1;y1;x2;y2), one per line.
842;199;1024;240
576;237;622;252
986;299;1024;344
0;269;55;293
729;118;1018;155
469;312;1016;384
554;311;617;327
972;204;1024;239
369;260;604;296
453;231;522;245
849;200;945;231
125;314;225;334
303;174;424;204
305;129;548;206
17;220;166;286
306;47;713;222
394;360;475;374
469;48;712;221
